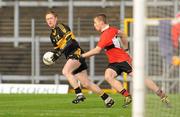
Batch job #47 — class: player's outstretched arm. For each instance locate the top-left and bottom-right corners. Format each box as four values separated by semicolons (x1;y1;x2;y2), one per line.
82;46;102;58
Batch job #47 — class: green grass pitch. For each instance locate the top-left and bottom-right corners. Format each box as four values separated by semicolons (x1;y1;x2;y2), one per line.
0;94;179;117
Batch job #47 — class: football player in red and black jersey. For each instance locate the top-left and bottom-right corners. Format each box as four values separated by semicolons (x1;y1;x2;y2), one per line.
82;13;171;108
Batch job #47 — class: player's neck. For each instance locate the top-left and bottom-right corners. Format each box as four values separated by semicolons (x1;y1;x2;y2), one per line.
101;24;109;32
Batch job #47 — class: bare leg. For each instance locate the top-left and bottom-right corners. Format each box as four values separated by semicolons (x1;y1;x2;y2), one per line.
129;72;171;107
104;68;124;92
145;78;160;93
76;70;114;107
129;72;164;96
62;59;81;89
63;59;114;107
145;78;171;107
104;68;131;107
62;59;86;104
76;70;104;96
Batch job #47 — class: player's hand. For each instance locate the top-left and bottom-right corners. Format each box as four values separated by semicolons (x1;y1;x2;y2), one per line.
52;51;62;62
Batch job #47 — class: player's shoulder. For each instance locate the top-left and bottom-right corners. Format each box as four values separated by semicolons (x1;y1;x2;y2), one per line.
102;26;119;35
58;22;67;27
57;22;70;33
57;22;67;29
110;26;120;31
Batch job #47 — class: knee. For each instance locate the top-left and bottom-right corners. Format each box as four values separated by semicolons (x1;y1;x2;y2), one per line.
62;69;72;77
104;75;113;83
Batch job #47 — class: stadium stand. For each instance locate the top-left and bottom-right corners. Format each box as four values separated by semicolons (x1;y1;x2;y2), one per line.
0;1;121;78
0;0;179;90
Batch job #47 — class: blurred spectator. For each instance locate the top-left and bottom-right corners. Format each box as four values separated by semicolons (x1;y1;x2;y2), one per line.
171;12;180;66
171;12;180;49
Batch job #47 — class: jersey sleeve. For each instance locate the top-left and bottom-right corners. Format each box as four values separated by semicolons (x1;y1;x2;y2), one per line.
58;23;75;40
53;23;76;51
97;27;119;49
97;34;109;49
57;23;71;34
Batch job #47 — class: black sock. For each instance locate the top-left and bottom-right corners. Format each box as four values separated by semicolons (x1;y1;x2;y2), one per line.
101;93;109;100
74;87;82;94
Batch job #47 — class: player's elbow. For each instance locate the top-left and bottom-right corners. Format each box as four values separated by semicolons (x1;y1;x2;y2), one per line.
95;49;101;54
94;46;101;54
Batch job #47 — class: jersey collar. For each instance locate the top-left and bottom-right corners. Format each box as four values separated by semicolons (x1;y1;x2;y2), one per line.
101;24;109;32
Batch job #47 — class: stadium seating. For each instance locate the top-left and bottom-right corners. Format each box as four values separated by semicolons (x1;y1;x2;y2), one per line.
0;2;121;77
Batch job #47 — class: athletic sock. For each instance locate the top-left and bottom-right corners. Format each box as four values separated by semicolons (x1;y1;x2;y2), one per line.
156;89;165;99
120;89;130;97
101;93;109;100
74;87;83;96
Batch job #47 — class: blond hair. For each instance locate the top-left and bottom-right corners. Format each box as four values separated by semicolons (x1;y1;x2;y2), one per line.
45;10;58;18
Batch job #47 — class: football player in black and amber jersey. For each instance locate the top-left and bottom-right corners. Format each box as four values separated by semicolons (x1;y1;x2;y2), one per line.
45;10;114;107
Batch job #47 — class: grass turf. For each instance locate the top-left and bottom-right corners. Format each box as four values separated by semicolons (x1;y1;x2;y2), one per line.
0;94;130;117
0;94;179;117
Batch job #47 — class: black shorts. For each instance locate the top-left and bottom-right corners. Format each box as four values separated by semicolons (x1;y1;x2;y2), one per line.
67;50;88;75
107;61;132;75
72;61;88;75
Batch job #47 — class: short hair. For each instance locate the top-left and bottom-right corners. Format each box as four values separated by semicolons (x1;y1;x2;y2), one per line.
45;10;58;18
94;13;107;23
